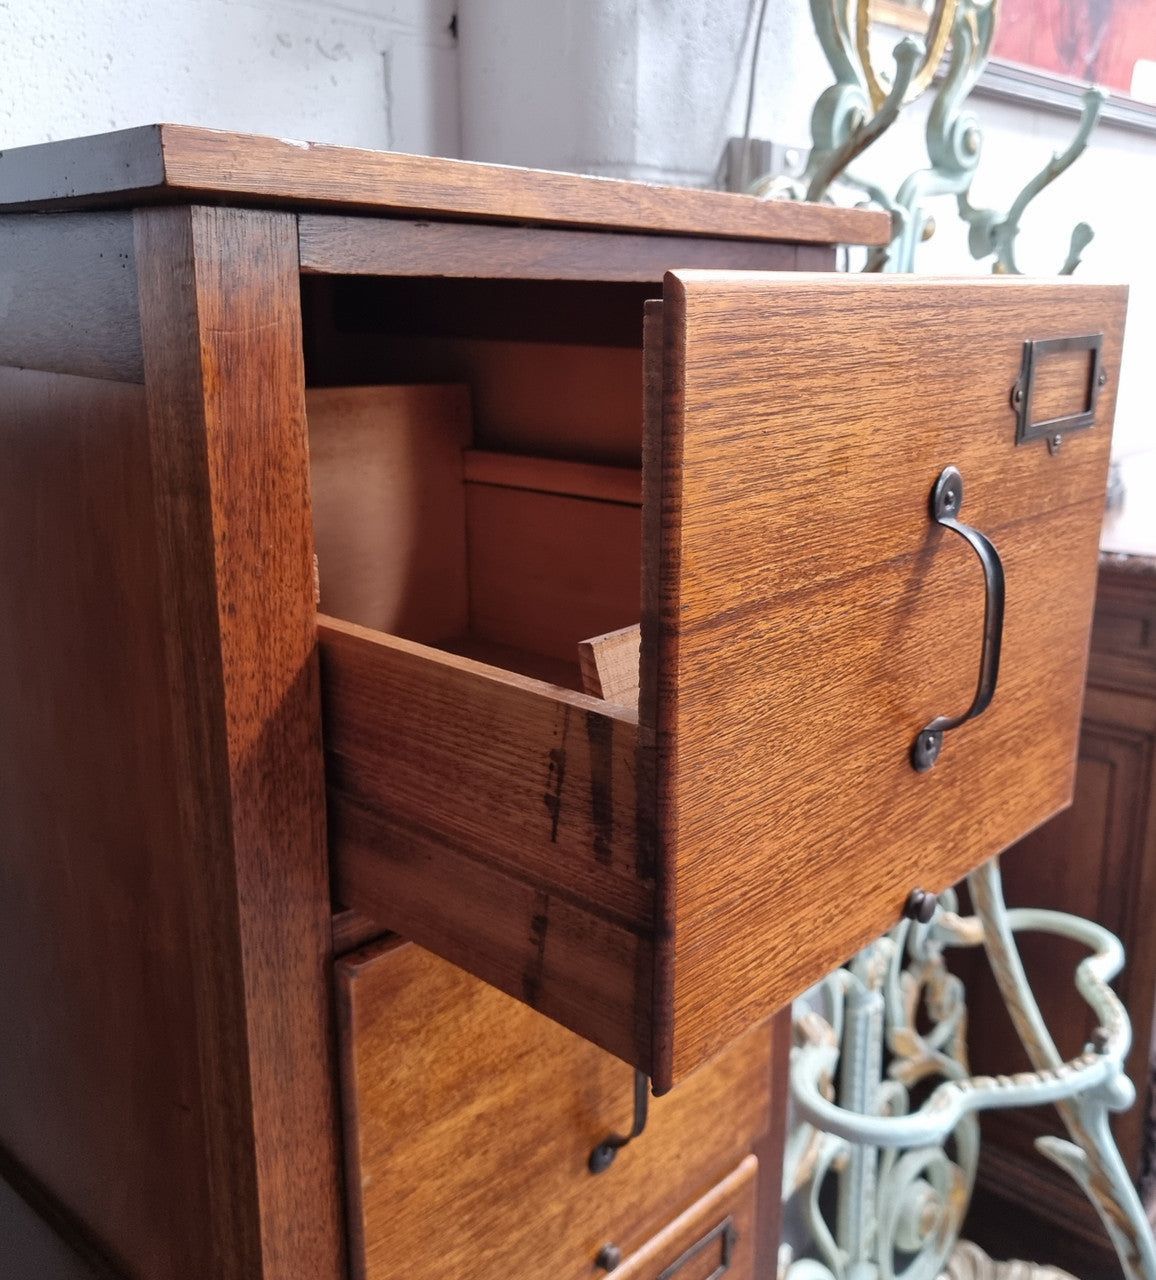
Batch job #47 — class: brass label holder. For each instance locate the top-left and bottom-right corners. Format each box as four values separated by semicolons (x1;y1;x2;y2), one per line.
1012;332;1106;454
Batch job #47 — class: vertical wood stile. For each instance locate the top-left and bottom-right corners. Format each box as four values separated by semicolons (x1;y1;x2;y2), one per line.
134;205;344;1280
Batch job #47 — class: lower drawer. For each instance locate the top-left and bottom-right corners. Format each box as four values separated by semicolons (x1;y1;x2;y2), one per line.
335;937;773;1280
611;1157;758;1280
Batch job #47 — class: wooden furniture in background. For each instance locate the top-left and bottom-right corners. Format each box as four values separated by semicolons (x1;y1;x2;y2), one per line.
961;555;1156;1276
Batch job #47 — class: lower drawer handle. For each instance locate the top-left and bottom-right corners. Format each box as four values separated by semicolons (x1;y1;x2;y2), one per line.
656;1216;737;1280
910;466;1005;772
588;1068;650;1173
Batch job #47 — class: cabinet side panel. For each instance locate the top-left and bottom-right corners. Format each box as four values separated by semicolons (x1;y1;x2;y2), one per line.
0;366;213;1279
134;205;345;1280
0;214;143;382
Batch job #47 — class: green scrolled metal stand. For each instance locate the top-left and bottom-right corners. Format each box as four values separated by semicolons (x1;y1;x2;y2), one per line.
767;4;1152;1275
782;866;1156;1278
765;7;1153;1272
751;0;1104;275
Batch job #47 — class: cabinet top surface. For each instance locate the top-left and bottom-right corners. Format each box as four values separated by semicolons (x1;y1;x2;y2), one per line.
0;123;891;245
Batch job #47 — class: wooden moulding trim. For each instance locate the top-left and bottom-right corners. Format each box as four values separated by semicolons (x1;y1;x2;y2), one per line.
463;450;642;506
0;123;893;246
298;215;826;281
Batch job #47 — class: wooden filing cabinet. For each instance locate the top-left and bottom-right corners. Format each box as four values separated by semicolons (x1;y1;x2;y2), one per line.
0;125;1128;1280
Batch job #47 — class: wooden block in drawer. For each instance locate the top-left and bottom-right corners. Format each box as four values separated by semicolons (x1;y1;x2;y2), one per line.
336;937;772;1280
321;274;1129;1090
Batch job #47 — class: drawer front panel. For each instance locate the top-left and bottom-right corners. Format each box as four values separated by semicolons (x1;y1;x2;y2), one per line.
650;273;1128;1083
336;938;772;1280
613;1156;757;1280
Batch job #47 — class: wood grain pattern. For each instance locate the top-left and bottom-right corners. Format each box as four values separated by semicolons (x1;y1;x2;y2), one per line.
0;124;892;246
1088;564;1156;692
307;383;472;641
754;1008;792;1275
611;1157;758;1280
320;615;647;921
334;808;653;1066
299;214;815;281
651;271;1128;1086
320;615;652;1065
0;366;211;1279
579;624;642;707
1027;342;1098;426
318;272;1126;1095
465;482;642;662
436;632;584;689
135;205;344;1280
336;938;772;1280
331;908;392;957
0;213;142;382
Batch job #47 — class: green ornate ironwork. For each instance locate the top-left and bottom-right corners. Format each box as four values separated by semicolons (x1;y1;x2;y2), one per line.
753;0;1104;274
771;10;1143;1271
781;862;1156;1279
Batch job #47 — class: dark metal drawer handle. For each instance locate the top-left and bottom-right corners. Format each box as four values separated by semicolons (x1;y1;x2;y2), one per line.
655;1216;737;1280
911;466;1005;772
588;1068;649;1173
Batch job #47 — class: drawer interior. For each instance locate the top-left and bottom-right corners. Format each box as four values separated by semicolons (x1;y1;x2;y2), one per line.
304;274;651;697
307;384;642;694
304;274;658;1076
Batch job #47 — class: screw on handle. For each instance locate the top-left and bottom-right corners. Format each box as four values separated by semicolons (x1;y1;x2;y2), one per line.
904;888;938;924
596;1244;623;1271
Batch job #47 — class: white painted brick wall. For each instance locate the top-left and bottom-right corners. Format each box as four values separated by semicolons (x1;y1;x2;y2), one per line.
2;0;1152;545
0;0;459;156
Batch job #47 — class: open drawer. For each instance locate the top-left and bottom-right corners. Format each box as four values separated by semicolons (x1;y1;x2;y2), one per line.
316;272;1128;1092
